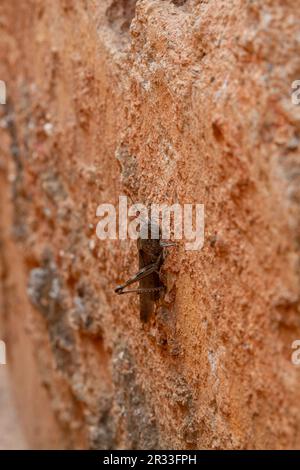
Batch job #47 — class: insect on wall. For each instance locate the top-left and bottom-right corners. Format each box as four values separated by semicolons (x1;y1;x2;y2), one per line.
114;221;175;323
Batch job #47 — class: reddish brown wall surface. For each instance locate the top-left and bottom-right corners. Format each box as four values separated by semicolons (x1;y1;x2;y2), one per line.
1;0;300;449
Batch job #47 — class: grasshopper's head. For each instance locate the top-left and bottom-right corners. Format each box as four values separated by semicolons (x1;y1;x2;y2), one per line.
137;221;175;256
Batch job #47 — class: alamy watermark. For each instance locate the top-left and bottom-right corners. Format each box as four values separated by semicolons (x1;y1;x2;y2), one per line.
0;80;6;105
291;340;300;366
291;80;300;105
95;196;204;251
0;340;6;365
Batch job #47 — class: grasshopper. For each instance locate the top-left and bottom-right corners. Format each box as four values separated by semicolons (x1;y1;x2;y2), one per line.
115;223;175;322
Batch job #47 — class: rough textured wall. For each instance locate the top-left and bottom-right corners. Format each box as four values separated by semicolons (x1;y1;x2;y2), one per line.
1;0;300;449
